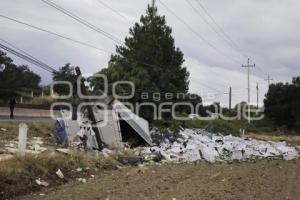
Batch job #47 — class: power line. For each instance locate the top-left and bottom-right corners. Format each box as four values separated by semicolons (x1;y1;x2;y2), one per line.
0;14;164;74
0;38;56;72
3;1;267;98
158;0;241;64
95;0;131;23
264;74;273;87
193;0;245;57
0;43;55;73
0;14;163;70
40;1;166;70
39;0;258;86
185;0;243;58
0;14;112;54
192;78;225;94
192;0;269;77
40;0;124;45
0;42;57;73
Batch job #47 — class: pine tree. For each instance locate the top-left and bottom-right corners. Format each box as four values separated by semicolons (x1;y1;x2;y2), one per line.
94;1;189;95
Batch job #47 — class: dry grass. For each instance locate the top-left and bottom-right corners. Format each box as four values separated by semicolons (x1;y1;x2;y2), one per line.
0;151;118;200
247;133;300;146
0;121;54;140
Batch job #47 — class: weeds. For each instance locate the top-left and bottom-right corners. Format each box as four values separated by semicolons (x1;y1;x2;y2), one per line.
0;152;118;200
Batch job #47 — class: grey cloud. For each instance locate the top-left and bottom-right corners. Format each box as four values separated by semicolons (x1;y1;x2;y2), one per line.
0;0;299;105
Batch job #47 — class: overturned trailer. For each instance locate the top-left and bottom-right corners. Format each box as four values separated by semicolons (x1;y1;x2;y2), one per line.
58;99;153;150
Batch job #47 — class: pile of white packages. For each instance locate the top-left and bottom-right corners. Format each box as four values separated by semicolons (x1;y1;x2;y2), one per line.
142;129;300;163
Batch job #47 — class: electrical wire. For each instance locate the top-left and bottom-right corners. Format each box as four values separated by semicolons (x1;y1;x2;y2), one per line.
0;14;112;54
40;0;247;86
158;0;241;64
193;0;246;58
0;42;57;73
41;0;124;45
192;0;269;77
95;0;131;23
185;0;245;59
0;37;56;72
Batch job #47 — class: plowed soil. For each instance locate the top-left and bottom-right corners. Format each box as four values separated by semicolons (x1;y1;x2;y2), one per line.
18;160;300;200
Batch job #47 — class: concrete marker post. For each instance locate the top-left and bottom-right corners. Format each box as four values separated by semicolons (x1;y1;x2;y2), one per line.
18;123;28;156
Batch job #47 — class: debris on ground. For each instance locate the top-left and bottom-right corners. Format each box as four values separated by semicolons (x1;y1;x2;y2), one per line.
35;178;49;187
56;169;64;179
76;167;83;172
117;156;143;166
53;119;69;147
76;178;87;183
58;99;153;151
0;137;47;159
141;129;300;163
56;148;72;155
295;146;300;153
0;128;7;132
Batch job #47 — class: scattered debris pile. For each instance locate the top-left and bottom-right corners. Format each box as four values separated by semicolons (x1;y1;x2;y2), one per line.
57;100;153;150
142;129;300;163
0;137;47;156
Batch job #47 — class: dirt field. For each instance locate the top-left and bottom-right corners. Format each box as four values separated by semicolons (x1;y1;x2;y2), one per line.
17;160;300;200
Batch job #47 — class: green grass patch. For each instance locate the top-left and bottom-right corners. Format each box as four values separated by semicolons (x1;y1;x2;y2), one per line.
153;117;276;136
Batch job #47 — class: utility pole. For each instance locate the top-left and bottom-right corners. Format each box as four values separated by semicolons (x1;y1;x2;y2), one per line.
229;87;232;112
242;58;255;123
256;83;259;109
264;74;273;87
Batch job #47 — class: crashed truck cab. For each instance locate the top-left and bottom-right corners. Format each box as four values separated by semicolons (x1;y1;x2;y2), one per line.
55;99;153;150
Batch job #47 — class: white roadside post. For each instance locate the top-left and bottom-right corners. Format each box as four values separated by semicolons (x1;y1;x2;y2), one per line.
18;123;28;156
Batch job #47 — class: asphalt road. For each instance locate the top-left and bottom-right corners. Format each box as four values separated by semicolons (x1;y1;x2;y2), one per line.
0;115;53;122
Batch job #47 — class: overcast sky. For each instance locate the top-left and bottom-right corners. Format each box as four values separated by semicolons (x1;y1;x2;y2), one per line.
1;0;299;106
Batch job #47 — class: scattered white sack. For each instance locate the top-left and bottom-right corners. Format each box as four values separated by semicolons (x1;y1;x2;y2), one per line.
275;145;298;160
184;149;201;161
56;169;64;179
198;143;219;163
167;142;184;154
159;150;172;161
76;168;83;172
77;178;87;183
0;128;7;132
142;129;299;163
102;148;114;157
231;150;243;160
36;178;49;187
56;148;71;155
